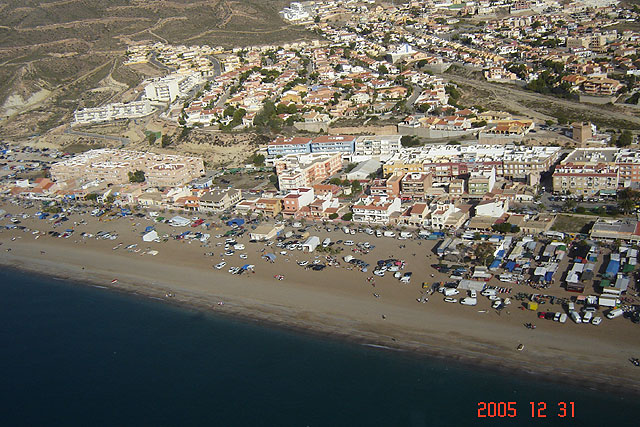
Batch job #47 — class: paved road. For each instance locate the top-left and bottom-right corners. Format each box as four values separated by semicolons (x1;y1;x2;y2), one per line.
64;127;130;147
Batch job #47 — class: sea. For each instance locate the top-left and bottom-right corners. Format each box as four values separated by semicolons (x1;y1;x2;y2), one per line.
1;268;638;427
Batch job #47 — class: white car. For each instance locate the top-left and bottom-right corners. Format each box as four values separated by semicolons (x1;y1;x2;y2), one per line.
444;297;458;303
460;297;477;306
373;270;385;277
239;254;248;259
492;300;503;309
297;260;309;266
469;290;477;298
591;316;602;326
344;240;355;246
214;262;226;270
225;251;235;256
488;295;501;301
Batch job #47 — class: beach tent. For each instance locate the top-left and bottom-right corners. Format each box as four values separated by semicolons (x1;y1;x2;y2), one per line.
226;218;245;227
142;230;159;242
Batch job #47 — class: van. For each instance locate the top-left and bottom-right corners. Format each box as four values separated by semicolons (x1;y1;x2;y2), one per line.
570;311;582;324
460;297;477;306
399;231;413;239
567;302;575;312
442;288;459;297
343;227;350;235
322;238;331;248
481;289;497;297
383;231;395;238
606;308;624;319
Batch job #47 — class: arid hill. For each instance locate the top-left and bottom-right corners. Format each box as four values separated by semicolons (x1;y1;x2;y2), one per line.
0;0;315;138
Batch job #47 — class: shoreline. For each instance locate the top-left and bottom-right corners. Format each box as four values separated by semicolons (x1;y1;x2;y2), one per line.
2;253;640;398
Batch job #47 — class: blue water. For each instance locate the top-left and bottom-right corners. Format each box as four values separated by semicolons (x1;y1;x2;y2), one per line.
0;268;637;427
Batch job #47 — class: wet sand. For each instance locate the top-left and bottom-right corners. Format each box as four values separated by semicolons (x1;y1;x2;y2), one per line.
1;206;640;394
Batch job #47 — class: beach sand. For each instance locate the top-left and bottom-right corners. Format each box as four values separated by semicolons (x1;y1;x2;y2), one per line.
1;205;640;394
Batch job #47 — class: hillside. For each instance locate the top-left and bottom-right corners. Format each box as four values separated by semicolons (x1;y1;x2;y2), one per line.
0;0;315;138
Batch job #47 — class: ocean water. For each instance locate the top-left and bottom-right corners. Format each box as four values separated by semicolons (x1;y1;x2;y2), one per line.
0;268;637;427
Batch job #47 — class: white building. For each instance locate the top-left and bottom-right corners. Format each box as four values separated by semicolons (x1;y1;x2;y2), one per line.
475;199;509;218
353;135;402;160
74;101;154;125
352;196;402;224
144;73;202;102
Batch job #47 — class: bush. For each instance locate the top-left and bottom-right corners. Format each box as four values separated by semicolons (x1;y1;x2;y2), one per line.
328;213;339;220
341;212;353;221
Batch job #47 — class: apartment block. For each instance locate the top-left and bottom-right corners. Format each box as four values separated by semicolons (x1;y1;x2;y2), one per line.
400;172;433;199
276;153;342;192
352;196;402;224
74;101;154;125
50;149;205;187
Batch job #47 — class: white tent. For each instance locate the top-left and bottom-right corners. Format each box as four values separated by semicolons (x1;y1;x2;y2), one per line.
142;230;159;242
302;236;320;252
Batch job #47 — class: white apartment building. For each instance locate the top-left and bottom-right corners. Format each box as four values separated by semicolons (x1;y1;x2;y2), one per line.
353;135;402;160
144;73;202;102
352;196;402;224
73;100;154;125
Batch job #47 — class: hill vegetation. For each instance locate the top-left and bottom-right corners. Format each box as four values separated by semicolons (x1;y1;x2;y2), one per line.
0;0;315;137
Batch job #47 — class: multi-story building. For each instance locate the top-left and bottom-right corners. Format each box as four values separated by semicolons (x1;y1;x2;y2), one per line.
282;188;314;217
370;175;402;198
400;172;433;199
254;197;283;217
267;137;312;156
199;188;243;212
353;135;402;158
73;101;154;125
554;148;640;191
309;135;356;153
552;163;619;195
383;145;560;183
50;149;205;187
352;196;402;224
144;73;202;102
276;153;342;192
468;168;496;195
267;135;356;157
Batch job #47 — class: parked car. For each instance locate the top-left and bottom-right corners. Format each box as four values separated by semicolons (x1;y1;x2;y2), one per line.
444;297;458;303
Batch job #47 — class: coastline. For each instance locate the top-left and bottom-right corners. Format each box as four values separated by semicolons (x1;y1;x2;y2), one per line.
2;243;640;397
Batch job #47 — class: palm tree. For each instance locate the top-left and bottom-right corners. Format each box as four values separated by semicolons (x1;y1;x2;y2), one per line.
618;198;635;214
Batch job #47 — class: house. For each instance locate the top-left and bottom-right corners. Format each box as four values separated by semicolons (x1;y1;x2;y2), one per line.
370;175;402;198
475;199;509;217
254;197;283;217
282;188;314;217
398;203;430;227
199;188;242;212
250;223;284;241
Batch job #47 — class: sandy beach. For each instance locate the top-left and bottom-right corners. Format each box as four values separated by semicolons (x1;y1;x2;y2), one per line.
1;204;640;394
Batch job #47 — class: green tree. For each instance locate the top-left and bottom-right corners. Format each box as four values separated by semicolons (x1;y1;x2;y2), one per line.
341;212;353;221
378;64;389;75
251;154;265;166
616;130;633;147
328;213;339;220
128;170;146;183
161;134;172;148
147;133;157;145
618;198;635;213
